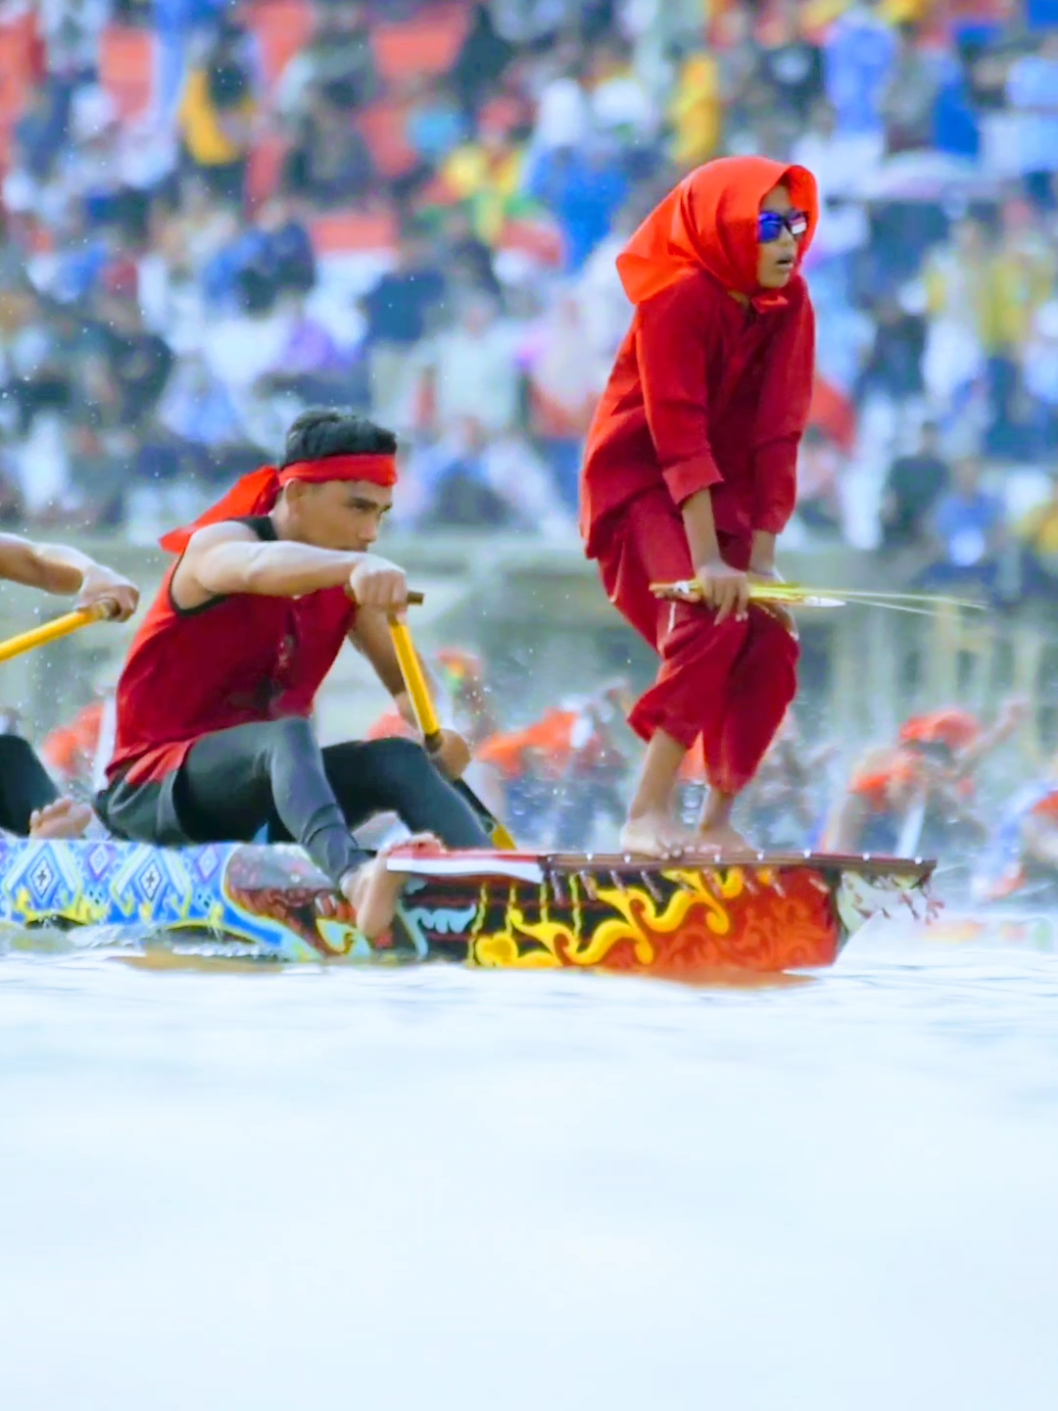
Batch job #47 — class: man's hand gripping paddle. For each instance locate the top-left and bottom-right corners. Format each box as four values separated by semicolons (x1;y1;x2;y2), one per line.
387;610;517;851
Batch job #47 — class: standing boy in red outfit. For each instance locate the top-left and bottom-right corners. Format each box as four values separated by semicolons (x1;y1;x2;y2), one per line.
580;156;818;856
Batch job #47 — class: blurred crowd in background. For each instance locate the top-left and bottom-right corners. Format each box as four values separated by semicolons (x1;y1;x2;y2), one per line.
0;0;1055;602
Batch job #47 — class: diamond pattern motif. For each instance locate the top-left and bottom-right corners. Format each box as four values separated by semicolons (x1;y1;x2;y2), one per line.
29;855;56;899
87;843;113;879
0;839;307;958
195;845;221;882
136;858;163;901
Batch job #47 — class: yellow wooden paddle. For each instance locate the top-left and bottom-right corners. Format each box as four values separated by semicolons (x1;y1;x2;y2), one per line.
0;601;117;667
388;614;517;851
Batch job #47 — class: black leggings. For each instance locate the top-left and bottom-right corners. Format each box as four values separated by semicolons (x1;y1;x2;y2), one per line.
173;719;489;885
0;736;59;834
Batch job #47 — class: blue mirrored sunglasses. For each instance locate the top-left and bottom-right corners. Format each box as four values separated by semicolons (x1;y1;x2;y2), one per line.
758;210;810;243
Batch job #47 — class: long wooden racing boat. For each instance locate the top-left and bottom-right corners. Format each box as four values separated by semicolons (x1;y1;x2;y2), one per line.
0;836;933;975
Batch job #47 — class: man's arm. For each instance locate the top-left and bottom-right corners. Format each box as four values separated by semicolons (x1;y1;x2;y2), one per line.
954;698;1029;780
0;533;139;619
351;607;471;779
175;523;408;610
350;605;412;702
749;530;777;574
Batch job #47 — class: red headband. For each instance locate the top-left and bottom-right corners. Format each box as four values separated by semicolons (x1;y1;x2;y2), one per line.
159;455;397;553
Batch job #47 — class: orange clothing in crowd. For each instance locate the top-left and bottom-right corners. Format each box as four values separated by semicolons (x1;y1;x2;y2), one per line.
41;700;105;783
478;709;579;781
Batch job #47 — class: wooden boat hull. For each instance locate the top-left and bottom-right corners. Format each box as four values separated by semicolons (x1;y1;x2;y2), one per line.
0;838;933;974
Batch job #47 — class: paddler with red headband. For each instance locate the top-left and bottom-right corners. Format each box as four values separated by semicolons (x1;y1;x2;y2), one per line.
96;409;488;939
580;155;818;856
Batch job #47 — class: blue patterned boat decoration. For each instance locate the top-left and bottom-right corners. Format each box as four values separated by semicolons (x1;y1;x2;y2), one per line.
0;837;934;974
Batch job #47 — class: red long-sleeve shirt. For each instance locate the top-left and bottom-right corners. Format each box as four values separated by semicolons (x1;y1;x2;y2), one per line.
580;268;815;558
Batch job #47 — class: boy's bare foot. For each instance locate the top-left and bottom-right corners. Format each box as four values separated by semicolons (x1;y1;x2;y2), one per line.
620;810;695;859
340;833;441;940
695;822;752;856
29;798;94;840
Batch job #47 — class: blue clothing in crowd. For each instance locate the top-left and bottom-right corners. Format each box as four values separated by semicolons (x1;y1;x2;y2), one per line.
824;8;899;136
525;146;630;272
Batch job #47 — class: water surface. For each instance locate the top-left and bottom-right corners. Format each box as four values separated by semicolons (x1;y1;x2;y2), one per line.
2;926;1057;1410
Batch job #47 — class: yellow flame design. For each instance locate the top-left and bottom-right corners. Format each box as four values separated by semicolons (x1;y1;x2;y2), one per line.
471;867;742;971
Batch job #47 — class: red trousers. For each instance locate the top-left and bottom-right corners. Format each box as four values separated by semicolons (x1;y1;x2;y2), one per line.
597;488;798;795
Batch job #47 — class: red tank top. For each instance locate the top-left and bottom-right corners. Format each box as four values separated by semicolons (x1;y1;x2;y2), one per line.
107;524;356;786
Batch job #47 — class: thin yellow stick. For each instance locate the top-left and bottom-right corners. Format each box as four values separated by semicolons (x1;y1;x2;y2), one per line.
0;603;113;667
650;580;985;614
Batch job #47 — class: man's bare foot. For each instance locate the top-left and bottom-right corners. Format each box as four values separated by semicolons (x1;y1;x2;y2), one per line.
341;833;441;940
695;822;752;856
620;810;696;859
29;798;94;840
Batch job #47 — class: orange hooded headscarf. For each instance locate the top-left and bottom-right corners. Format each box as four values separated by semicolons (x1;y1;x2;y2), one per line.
616;155;818;310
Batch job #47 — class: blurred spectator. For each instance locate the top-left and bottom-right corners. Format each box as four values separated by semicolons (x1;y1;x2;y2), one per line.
156;350;250;463
575;203;634;366
824;0;897;145
0;0;1054;551
399;418;573;534
922;455;1005;595
282;85;375;208
40;0;108;82
1024;297;1058;459
715;1;763;150
0;443;24;525
177;23;256;204
406;79;469;165
981;199;1055;456
442;106;529;245
260;293;357;406
199;266;295;445
66;415;128;526
523;292;597;511
525;138;629;271
437;207;501;300
880;421;951;549
667;45;721;169
430;295;519;435
1017;475;1058;595
857;294;926;417
153;1;232;124
757;1;824;126
450;2;515;112
923;218;988;420
791;99;873;265
1006;32;1058;210
276;1;376;117
90;266;176;428
584;35;657;144
13;86;68;185
795;426;845;537
881;24;943;155
531;41;592;152
361;229;447;425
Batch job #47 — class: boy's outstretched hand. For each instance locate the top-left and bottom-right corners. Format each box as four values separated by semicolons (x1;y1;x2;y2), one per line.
696;559;750;624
